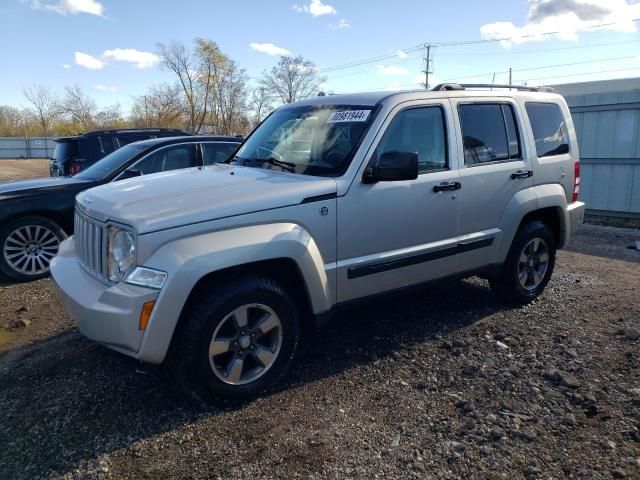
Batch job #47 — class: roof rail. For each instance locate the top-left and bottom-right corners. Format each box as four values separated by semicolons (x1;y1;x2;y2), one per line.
82;128;192;136
431;83;557;93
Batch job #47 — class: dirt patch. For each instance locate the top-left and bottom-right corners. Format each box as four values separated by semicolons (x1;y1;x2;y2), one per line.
0;225;638;479
0;159;50;183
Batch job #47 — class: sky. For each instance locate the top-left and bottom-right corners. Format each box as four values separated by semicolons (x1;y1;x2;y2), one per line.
1;0;640;113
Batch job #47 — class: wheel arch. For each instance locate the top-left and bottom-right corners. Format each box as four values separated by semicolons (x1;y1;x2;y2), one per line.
493;184;569;264
135;222;333;364
0;209;72;236
170;258;315;355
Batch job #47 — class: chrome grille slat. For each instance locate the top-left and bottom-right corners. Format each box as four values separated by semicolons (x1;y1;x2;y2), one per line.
74;209;107;283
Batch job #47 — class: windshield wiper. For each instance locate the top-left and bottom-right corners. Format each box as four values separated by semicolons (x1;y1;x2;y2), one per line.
251;157;297;172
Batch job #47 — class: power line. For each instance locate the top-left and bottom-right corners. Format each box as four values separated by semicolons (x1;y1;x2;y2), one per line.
319;18;640;73
435;39;640;56
440;55;638;83
350;60;640;93
521;66;640;83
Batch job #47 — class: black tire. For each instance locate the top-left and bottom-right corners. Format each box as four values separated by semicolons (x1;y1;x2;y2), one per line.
490;220;556;305
168;275;300;402
0;216;66;282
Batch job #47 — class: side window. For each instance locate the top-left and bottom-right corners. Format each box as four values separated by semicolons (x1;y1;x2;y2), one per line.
133;144;196;175
117;135;152;147
525;102;569;157
459;104;521;166
376;106;447;173
202;142;239;165
97;136;117;155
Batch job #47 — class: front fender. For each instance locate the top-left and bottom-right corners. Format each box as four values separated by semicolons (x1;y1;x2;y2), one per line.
136;223;331;363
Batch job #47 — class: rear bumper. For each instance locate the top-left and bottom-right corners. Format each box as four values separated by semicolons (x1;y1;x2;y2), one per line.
50;238;158;357
564;201;586;247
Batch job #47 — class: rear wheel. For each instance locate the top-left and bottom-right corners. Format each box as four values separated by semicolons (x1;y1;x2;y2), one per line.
490;221;556;305
0;216;66;281
168;275;300;402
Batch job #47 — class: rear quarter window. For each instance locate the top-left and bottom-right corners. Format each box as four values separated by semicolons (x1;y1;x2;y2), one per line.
525;102;570;158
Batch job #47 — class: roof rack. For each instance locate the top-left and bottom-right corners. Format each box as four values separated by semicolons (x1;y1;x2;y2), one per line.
82;128;192;136
431;83;557;93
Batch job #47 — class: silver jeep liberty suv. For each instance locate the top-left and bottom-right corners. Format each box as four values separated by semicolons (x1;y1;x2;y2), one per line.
52;84;585;400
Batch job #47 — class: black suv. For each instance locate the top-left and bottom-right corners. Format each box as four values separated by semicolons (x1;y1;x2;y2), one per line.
1;135;242;281
50;128;192;177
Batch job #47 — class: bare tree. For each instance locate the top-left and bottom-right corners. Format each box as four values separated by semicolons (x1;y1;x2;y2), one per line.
260;56;324;105
61;85;96;131
22;84;59;136
0;106;29;136
130;83;185;128
211;61;249;135
94;104;126;129
249;86;274;127
158;38;229;133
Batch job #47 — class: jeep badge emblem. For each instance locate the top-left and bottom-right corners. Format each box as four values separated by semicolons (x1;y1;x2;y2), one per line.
320;206;329;216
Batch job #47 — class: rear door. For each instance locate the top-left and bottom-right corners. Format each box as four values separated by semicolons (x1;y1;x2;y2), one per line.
449;98;533;271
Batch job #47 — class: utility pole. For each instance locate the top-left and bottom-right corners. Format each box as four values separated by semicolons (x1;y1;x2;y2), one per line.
144;95;150;128
422;44;432;90
509;67;512;90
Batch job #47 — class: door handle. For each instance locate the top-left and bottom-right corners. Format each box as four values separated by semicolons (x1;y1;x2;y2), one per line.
433;182;461;192
511;170;533;179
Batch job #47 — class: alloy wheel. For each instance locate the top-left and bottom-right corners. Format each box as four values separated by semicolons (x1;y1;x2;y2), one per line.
517;237;550;291
208;303;283;386
2;225;60;276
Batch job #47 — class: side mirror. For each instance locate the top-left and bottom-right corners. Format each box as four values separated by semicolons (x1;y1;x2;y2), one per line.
363;151;418;184
119;168;142;180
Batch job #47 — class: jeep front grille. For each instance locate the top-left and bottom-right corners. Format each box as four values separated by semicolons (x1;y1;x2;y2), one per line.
74;210;107;282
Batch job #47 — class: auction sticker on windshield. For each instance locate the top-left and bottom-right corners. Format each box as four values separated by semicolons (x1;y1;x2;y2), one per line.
326;110;371;123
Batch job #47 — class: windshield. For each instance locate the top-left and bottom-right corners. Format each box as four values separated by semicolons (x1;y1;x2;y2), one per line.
73;143;147;181
234;105;375;176
52;141;77;163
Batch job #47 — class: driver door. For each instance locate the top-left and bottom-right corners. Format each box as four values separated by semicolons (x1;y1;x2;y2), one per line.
336;100;462;302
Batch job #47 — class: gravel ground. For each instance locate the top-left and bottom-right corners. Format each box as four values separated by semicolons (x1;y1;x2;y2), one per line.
0;224;638;480
0;159;50;183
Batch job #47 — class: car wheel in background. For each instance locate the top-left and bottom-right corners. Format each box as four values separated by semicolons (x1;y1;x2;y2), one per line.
0;216;66;282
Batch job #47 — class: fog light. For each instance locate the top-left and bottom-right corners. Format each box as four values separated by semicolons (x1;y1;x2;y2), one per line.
139;301;155;331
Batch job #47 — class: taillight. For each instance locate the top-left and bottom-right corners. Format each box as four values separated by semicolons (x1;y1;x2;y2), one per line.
572;161;580;202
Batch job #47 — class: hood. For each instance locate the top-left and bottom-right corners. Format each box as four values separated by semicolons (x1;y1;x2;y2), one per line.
0;176;91;200
77;164;338;233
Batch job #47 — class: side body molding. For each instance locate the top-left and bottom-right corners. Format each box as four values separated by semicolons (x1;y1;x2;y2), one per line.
492;183;568;264
137;223;331;363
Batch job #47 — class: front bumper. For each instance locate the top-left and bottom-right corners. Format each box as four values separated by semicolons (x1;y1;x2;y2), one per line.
50;238;158;357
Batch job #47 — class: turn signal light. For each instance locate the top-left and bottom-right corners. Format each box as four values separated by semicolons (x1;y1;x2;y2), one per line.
139;301;155;331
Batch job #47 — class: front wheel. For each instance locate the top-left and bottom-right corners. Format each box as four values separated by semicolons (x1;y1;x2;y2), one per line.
490;221;556;305
168;276;300;402
0;216;66;281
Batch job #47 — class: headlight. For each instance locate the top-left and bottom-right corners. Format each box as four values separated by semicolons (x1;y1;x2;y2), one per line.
126;267;167;290
107;226;135;282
